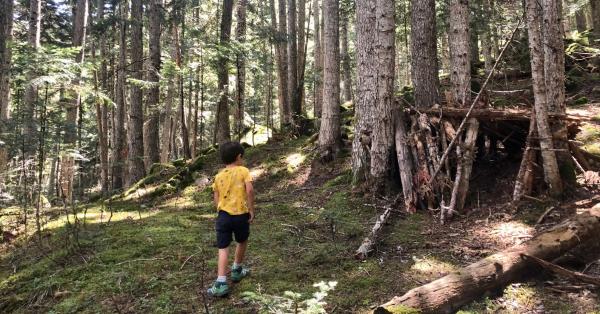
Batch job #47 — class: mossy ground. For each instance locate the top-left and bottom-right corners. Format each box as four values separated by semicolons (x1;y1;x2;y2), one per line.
1;136;598;313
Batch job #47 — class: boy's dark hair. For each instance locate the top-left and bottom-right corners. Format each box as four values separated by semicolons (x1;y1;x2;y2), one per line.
219;141;245;164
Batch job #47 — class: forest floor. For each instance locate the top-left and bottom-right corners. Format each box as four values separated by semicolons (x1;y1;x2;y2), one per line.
1;124;600;313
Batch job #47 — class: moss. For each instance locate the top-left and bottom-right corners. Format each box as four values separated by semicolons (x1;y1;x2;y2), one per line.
377;305;421;314
149;163;175;176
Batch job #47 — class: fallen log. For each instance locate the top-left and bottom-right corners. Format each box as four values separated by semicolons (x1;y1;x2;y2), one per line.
522;254;600;286
406;107;592;122
375;206;600;314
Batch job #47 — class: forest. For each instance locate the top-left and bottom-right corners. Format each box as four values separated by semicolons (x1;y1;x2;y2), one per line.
1;0;600;312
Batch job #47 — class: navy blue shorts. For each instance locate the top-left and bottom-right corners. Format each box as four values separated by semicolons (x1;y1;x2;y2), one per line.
215;211;250;249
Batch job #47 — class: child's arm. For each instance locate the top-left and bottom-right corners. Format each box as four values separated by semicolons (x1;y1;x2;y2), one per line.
213;190;219;208
245;181;255;222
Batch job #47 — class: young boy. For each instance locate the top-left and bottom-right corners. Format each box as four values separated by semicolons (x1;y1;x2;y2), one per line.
207;141;255;297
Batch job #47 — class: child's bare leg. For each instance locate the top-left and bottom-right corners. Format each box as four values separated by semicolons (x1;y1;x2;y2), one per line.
218;248;229;277
234;241;247;265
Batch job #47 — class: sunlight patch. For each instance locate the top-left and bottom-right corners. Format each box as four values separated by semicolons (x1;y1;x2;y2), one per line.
490;221;533;246
410;256;457;277
250;167;266;180
285;153;306;172
122;185;160;201
44;210;160;230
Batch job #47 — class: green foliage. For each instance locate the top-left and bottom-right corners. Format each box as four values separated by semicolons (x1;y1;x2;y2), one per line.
241;281;337;314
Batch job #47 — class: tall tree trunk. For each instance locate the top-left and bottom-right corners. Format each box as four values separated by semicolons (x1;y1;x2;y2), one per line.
288;0;300;120
543;0;574;182
410;0;439;109
313;0;323;120
482;0;493;73
369;0;395;191
275;0;292;128
160;27;177;163
23;0;42;152
0;0;13;121
65;0;88;145
0;0;14;182
145;0;162;169
591;0;600;39
297;0;306;113
112;2;128;190
449;0;471;107
128;0;145;185
96;0;109;194
215;0;234;144
177;9;191;159
352;0;376;184
236;0;247;140
61;0;88;203
526;0;563;196
448;0;479;212
575;8;587;32
340;8;352;103
319;0;341;161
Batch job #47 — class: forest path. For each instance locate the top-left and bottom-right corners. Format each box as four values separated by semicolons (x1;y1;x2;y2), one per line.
0;136;599;313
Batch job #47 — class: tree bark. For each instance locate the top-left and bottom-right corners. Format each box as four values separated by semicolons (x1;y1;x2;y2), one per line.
575;8;587;32
313;0;323;120
410;0;439;109
0;0;13;181
369;0;395;190
448;0;478;212
340;8;352;103
352;0;376;184
395;109;416;212
65;0;88;145
0;0;13;121
127;0;146;185
145;0;162;169
543;0;574;182
236;0;247;140
288;0;300;120
96;0;109;194
112;2;128;190
376;207;600;314
276;0;292;128
591;0;600;39
449;0;471;107
297;0;306;112
318;0;341;161
526;0;563;196
23;0;41;147
215;0;234;144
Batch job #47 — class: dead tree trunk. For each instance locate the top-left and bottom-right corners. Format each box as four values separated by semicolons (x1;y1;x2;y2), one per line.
376;207;600;314
395;109;416;212
513;112;537;202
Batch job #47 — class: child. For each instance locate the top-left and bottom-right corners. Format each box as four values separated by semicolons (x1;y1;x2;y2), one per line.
207;141;255;297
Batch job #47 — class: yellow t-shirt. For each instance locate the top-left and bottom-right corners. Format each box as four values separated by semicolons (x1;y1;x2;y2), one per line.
211;166;252;215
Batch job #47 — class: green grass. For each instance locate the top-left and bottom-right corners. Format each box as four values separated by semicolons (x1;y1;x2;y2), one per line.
0;140;432;313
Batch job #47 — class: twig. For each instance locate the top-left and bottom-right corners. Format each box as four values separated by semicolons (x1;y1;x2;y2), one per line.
522;254;600;286
536;206;556;225
522;194;545;203
180;253;199;271
429;18;523;185
115;257;166;266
